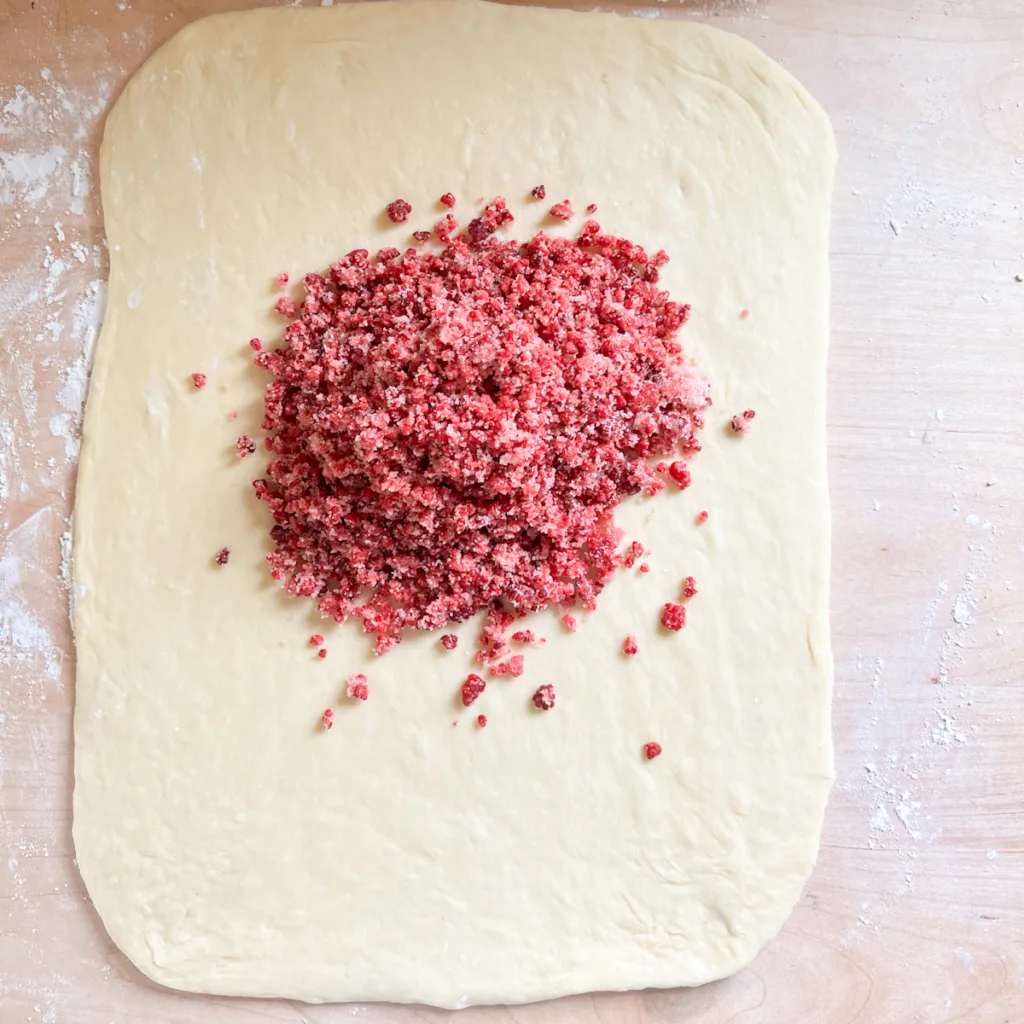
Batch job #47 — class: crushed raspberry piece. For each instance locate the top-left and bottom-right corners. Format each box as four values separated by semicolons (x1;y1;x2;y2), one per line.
412;230;431;244
489;662;508;677
639;563;649;573
275;272;289;289
190;372;207;389
508;654;524;677
740;308;750;319
743;409;756;419
562;614;578;633
532;684;556;711
681;576;698;599
252;209;710;651
586;203;597;215
376;246;400;263
214;547;230;565
462;673;486;706
623;635;638;656
668;462;691;489
434;213;458;242
511;630;535;644
236;435;257;458
466;196;514;245
644;741;662;760
440;192;456;208
373;634;398;656
346;674;369;700
477;713;487;728
622;540;645;568
696;510;709;524
321;708;334;730
275;296;297;318
441;633;458;651
661;602;687;631
386;198;412;223
229;411;238;420
530;185;546;200
549;199;574;221
309;634;324;646
250;338;263;351
730;415;749;433
317;648;327;658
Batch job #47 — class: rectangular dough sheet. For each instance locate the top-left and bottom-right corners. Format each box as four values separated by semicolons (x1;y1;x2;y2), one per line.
73;0;836;1007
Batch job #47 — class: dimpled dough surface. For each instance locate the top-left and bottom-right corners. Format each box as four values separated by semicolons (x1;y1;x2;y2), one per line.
72;0;835;1008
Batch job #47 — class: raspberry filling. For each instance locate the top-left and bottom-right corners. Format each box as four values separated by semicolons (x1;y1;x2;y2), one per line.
346;674;369;701
252;198;710;653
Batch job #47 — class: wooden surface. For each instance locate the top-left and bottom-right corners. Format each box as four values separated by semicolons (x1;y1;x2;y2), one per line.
1;0;1023;1020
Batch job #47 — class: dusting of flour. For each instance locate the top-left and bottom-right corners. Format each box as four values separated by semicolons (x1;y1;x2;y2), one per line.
0;50;116;1020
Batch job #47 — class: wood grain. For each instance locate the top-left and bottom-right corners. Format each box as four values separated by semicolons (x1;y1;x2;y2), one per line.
1;0;1023;1021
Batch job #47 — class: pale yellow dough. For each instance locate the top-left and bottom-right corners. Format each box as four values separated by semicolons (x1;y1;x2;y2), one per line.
73;0;835;1008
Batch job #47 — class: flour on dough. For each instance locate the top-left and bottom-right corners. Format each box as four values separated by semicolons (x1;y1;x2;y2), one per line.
73;0;835;1007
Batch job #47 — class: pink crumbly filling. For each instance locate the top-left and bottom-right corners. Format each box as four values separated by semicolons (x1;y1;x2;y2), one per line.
252;199;710;652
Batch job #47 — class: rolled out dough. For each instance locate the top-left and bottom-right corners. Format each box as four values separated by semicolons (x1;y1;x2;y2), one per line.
73;0;835;1008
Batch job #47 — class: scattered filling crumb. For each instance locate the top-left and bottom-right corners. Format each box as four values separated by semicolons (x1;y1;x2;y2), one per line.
730;409;756;433
667;461;691;489
661;602;686;631
462;673;486;706
548;199;574;221
386;198;412;223
622;540;644;569
532;684;556;711
346;674;369;701
434;213;459;242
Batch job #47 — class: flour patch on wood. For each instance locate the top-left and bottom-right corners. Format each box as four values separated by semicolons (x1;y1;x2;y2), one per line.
0;59;113;979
